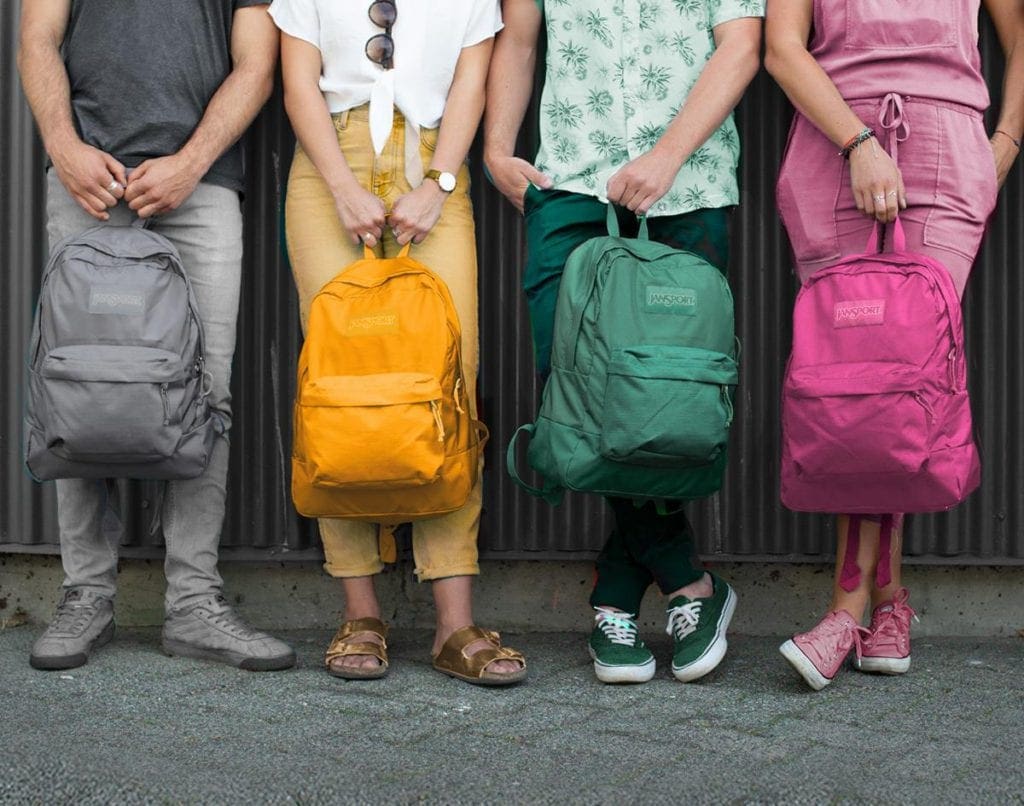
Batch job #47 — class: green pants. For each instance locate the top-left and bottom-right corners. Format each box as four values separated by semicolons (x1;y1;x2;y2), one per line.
522;187;731;614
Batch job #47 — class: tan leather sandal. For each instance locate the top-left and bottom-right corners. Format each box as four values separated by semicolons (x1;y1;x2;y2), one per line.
325;617;389;680
432;625;527;687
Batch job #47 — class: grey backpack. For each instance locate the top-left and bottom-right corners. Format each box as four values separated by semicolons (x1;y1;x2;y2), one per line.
24;223;216;480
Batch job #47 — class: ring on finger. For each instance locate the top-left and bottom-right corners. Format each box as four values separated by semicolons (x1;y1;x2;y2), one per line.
363;232;374;243
107;180;121;193
873;194;885;202
887;190;898;198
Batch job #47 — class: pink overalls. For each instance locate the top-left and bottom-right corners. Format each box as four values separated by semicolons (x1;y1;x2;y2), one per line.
777;0;999;299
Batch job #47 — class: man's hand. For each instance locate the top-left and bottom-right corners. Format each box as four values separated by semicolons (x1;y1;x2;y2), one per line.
389;182;447;246
606;148;681;215
485;154;552;213
51;139;127;221
123;154;205;219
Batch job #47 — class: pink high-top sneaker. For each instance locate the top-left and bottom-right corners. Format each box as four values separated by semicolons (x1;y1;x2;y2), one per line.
855;588;917;675
779;610;870;691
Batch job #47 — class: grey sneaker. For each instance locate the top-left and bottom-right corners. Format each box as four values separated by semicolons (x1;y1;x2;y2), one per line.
162;594;296;671
30;587;115;671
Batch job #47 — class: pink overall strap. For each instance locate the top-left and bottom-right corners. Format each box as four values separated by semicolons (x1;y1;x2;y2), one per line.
839;515;862;592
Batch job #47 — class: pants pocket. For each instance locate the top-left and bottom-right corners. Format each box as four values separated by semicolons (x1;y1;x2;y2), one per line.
923;116;994;261
776;117;844;264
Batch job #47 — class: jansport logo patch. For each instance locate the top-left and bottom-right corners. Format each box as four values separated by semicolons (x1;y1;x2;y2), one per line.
644;285;697;315
834;299;886;328
88;286;147;315
345;311;400;336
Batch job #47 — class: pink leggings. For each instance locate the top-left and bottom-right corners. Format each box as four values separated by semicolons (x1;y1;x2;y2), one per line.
777;94;998;299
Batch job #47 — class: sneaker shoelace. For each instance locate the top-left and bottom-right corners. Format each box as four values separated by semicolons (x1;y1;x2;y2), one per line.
201;599;261;640
870;590;918;645
665;601;702;642
50;591;103;635
51;602;100;635
594;608;640;646
813;614;871;663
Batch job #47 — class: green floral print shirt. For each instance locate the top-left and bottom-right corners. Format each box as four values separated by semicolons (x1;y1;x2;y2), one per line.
533;0;764;216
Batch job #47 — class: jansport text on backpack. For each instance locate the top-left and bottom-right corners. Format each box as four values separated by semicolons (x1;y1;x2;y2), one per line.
780;218;980;513
292;244;487;521
507;205;739;504
24;223;216;480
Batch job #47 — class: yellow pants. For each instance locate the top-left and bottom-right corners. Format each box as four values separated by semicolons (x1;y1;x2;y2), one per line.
285;105;482;581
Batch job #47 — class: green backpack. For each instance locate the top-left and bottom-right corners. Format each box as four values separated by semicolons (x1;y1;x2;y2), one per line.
507;205;739;505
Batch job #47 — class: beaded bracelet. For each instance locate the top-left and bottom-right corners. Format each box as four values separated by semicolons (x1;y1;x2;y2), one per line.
839;128;875;160
995;129;1021;150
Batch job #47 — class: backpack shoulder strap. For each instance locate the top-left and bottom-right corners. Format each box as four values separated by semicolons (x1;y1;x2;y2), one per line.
506;424;563;505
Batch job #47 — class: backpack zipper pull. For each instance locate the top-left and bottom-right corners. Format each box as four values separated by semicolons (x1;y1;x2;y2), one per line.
913;392;935;422
454;377;465;414
160;384;171;425
430;400;445;442
947;349;957;390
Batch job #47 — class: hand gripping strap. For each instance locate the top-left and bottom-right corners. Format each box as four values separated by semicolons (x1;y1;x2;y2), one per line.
362;243;412;260
605;203;649;241
505;424;563;505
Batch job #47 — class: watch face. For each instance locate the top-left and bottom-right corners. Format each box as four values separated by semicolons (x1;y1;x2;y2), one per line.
439;172;456;192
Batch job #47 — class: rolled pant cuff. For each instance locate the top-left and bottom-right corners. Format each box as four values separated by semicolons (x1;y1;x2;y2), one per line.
414;563;480;583
588;591;644;615
653;565;707;597
322;560;386;579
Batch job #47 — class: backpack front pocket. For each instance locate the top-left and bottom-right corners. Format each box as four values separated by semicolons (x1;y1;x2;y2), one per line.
600;346;738;467
39;344;188;462
298;372;445;489
785;362;932;477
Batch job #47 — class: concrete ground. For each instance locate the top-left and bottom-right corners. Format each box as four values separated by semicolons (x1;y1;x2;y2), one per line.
1;624;1021;804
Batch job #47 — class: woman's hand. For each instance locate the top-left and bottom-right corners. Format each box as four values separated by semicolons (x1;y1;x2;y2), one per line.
990;132;1019;189
333;182;387;247
388;182;447;246
849;138;906;223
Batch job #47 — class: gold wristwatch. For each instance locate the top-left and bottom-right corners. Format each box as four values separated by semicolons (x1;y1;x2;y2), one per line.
425;169;457;193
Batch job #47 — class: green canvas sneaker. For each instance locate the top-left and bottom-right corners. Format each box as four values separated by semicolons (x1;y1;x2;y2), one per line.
665;574;737;682
588;607;656;684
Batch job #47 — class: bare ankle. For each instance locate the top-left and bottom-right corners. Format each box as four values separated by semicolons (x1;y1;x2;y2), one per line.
669;572;712;601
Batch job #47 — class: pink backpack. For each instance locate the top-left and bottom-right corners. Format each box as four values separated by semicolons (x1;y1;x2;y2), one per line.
780;218;980;514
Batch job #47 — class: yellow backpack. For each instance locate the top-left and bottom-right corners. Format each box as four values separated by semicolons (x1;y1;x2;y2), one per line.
292;244;487;526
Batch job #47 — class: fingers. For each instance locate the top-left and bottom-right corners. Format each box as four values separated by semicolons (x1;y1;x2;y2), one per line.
75;193;111;221
896;172;907;209
884;187;899;222
103;155;128;188
524;164;553;189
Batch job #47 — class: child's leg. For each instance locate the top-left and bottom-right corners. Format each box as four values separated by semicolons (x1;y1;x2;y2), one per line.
831;514;904;618
870;515;904;606
589;506;654;615
830;515;880;621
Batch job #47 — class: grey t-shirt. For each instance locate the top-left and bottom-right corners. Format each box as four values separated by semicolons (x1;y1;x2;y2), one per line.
63;0;268;192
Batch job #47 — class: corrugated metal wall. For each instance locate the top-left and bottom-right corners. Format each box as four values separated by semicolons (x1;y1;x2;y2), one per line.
2;6;1022;563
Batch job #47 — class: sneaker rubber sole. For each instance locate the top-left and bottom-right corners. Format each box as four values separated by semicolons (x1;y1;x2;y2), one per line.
588;647;656;684
671;586;737;683
854;655;911;674
29;619;115;671
161;638;296;672
779;638;832;691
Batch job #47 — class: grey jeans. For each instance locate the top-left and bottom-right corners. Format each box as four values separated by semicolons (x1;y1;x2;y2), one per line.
45;170;243;612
